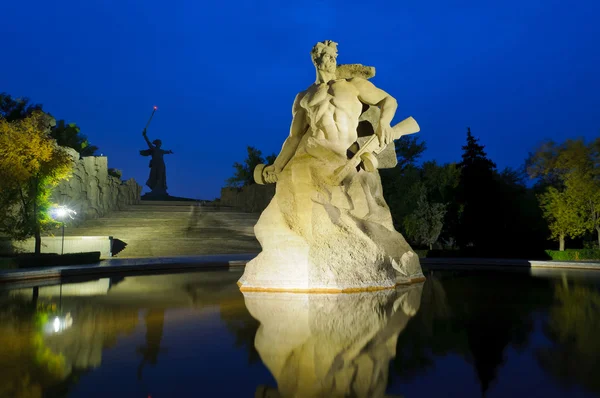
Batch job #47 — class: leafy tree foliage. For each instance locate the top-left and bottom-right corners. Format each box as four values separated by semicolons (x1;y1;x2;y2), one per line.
226;146;276;188
0;111;73;253
538;185;587;251
455;128;497;249
449;128;549;256
403;183;447;249
579;175;600;248
394;136;427;170
383;127;549;255
422;161;461;248
108;168;123;179
493;166;549;255
380;136;428;235
265;153;277;165
528;138;600;250
0;92;98;156
381;165;421;233
381;157;458;248
0;92;42;121
51;120;98;156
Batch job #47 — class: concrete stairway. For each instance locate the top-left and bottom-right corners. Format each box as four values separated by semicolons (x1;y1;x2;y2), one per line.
60;201;261;258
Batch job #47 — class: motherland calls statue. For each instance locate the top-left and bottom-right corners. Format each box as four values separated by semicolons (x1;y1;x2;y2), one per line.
139;128;173;196
238;40;424;292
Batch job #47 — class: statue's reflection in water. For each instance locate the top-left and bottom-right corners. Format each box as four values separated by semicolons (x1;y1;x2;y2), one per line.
245;284;423;398
137;309;166;380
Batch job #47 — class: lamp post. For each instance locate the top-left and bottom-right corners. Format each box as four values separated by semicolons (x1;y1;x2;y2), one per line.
51;206;76;255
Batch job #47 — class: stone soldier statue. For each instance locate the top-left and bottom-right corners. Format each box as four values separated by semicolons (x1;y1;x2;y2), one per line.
238;40;424;292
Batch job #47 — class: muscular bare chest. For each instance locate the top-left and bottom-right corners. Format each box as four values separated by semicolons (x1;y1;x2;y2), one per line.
300;80;362;115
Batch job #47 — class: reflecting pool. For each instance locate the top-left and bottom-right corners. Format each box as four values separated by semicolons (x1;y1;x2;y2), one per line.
0;268;599;397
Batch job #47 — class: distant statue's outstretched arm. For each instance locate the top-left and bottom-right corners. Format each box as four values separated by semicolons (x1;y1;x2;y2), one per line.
142;129;153;149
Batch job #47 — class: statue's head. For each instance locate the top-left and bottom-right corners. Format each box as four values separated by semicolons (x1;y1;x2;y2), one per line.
311;40;338;74
152;139;162;148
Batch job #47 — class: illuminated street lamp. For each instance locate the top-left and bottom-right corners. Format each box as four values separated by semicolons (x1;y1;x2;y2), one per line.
50;205;76;255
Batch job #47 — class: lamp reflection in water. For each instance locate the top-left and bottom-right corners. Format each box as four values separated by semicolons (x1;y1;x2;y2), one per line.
42;283;74;335
244;283;424;398
45;313;73;334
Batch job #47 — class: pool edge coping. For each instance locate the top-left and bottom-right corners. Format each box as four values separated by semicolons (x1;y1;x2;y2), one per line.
1;254;599;284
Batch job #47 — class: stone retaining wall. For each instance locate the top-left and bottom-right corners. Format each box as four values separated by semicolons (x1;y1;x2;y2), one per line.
52;148;142;222
220;184;275;213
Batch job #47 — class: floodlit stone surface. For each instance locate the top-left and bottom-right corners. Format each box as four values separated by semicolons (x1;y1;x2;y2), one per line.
52;148;142;222
239;41;424;292
244;283;423;397
335;63;376;80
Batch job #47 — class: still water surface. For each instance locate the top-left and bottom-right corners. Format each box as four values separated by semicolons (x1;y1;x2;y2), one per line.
0;268;599;397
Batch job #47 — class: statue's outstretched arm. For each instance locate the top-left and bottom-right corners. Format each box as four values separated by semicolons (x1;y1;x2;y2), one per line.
142;129;153;149
350;78;398;146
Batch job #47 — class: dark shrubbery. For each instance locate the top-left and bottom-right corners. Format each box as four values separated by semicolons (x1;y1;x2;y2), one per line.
415;248;552;260
414;248;600;261
108;168;123;179
545;249;600;261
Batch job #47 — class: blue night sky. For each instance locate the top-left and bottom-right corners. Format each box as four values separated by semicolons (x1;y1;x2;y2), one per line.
2;0;599;199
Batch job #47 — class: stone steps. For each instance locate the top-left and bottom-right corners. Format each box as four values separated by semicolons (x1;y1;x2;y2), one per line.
52;201;261;258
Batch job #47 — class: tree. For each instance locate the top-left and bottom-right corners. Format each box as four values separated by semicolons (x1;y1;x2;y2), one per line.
381;142;459;247
403;184;447;249
380;164;422;234
50;120;98;156
226;146;276;188
494;166;549;256
538;185;586;251
528;138;600;249
394;135;426;171
380;136;428;234
421;161;460;247
567;171;600;249
265;153;277;165
587;187;600;249
0;111;73;253
527;138;598;189
421;161;460;204
455;128;497;249
569;139;600;248
0;92;42;121
452;130;543;257
1;92;98;156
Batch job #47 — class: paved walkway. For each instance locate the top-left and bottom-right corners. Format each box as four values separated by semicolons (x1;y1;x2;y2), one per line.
1;254;599;285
